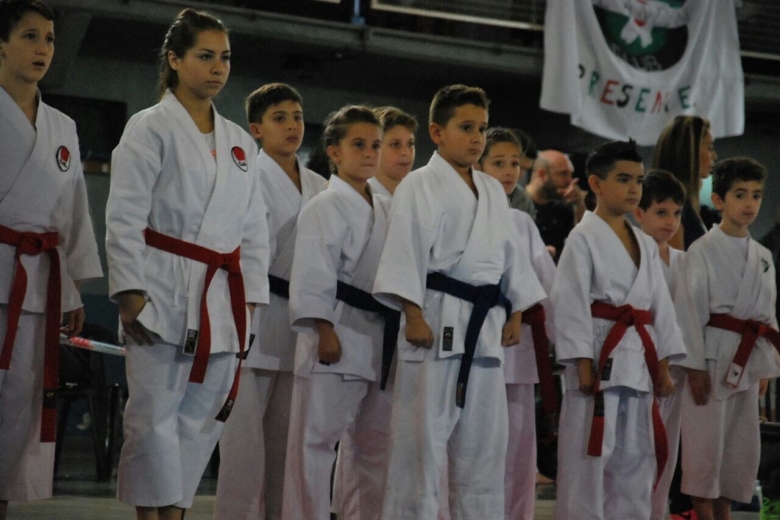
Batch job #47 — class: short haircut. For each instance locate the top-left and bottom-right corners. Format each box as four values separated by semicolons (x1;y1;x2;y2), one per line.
480;127;521;162
0;0;55;41
638;169;686;210
586;139;642;180
245;83;303;125
652;115;711;204
373;106;418;134
429;84;489;127
711;157;767;199
515;128;537;160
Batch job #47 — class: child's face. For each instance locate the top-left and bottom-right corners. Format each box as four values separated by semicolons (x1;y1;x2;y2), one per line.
0;12;55;84
327;122;381;183
170;29;230;101
430;104;488;172
379;124;415;182
479;141;522;195
589;160;644;216
251;100;304;156
712;180;763;230
634;199;682;245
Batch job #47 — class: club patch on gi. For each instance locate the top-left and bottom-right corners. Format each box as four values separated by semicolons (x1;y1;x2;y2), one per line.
231;146;248;172
56;146;71;172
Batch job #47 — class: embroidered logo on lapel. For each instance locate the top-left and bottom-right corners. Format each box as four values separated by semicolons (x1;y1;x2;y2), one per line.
231;146;248;172
56;146;71;172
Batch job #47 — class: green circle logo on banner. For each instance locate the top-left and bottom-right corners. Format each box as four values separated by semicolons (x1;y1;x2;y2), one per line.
593;0;688;72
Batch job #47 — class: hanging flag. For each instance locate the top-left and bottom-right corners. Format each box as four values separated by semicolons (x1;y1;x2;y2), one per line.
540;0;744;145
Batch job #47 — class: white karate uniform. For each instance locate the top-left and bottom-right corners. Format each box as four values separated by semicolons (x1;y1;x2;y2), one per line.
367;176;392;198
551;212;686;520
107;91;269;508
373;153;546;520
333;173;395;520
504;209;557;520
281;175;392;520
214;150;325;520
0;88;102;502
674;226;780;503
650;245;686;520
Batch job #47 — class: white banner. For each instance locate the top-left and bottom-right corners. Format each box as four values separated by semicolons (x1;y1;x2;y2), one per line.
540;0;744;145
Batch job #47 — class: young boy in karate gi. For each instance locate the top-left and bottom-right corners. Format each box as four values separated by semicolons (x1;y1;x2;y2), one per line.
215;83;325;520
674;157;779;520
0;2;102;516
373;85;546;520
632;169;688;520
478;127;557;520
552;140;685;520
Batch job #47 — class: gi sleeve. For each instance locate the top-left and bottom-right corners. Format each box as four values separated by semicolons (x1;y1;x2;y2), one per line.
372;177;439;310
57;134;102;282
105;120;161;301
523;212;557;343
551;231;595;364
648;242;686;364
673;245;710;370
288;195;345;332
502;219;545;314
240;156;271;306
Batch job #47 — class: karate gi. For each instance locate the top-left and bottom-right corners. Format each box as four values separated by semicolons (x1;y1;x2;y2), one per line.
650;245;686;520
107;91;269;508
674;226;780;503
373;152;545;520
333;173;395;520
214;150;325;520
0;88;102;502
281;175;392;520
503;209;556;520
551;212;686;520
367;176;392;199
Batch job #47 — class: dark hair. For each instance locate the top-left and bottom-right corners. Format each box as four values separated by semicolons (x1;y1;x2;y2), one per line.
374;106;418;134
245;82;303;125
0;0;54;41
711;157;767;199
480;127;521;162
515;128;538;160
158;9;227;98
429;84;489;126
652;115;711;204
322;105;380;172
586;139;642;179
638;169;686;210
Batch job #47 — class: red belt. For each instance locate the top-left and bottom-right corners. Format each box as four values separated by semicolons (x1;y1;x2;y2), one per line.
707;313;780;388
144;229;247;422
0;224;61;442
588;301;667;488
521;303;559;436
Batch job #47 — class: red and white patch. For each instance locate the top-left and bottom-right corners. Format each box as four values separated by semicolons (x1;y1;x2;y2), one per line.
56;146;71;172
231;146;248;172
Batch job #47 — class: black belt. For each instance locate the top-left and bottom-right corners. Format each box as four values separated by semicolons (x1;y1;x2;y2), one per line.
425;272;512;408
274;274;400;389
335;281;400;390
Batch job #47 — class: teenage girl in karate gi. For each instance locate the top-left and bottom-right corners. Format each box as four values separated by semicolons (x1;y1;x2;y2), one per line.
0;2;102;517
106;9;269;520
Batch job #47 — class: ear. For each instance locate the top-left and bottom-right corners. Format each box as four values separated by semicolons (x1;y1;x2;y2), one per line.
248;122;263;142
429;122;444;146
633;207;645;224
168;50;181;71
326;144;340;166
587;174;601;194
711;192;725;211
